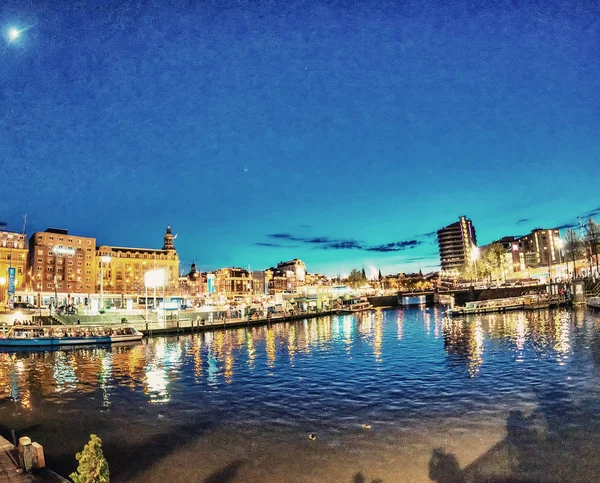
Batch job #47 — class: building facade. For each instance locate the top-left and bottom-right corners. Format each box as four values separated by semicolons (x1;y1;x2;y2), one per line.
28;228;97;294
511;228;562;271
0;230;28;304
437;216;477;273
215;267;253;298
276;258;306;283
96;226;179;294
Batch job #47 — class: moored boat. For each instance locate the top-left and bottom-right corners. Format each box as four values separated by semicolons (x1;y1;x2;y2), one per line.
0;325;143;348
337;297;373;314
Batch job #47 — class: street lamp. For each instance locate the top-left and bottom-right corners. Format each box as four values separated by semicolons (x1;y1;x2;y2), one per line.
99;256;111;311
471;247;480;283
555;237;564;279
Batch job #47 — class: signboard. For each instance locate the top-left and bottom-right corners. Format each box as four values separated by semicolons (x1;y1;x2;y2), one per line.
7;267;16;296
207;274;215;294
145;269;166;288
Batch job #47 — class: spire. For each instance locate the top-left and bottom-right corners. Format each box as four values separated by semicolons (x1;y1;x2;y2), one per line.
163;225;175;251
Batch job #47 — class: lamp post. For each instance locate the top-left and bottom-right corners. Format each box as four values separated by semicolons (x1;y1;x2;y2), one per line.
471;247;480;284
99;256;111;312
555;237;564;280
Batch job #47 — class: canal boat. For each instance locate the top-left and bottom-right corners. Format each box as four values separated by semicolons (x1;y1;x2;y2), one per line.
337;298;373;315
0;325;143;348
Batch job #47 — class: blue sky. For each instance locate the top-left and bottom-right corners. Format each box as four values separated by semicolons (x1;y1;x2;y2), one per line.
1;0;598;276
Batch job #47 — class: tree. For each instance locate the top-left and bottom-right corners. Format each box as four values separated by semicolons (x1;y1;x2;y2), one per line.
480;243;509;282
70;434;110;483
564;229;583;278
348;269;365;288
584;218;600;277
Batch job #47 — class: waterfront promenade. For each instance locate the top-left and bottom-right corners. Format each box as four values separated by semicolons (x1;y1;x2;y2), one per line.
0;436;66;482
54;308;342;336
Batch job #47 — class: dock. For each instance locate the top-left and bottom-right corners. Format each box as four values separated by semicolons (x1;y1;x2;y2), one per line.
0;435;67;482
51;308;354;336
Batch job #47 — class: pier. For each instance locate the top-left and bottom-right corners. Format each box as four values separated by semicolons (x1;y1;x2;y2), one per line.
0;435;66;482
52;309;345;336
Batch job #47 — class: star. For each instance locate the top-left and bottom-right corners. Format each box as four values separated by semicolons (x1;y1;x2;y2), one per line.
243;167;248;173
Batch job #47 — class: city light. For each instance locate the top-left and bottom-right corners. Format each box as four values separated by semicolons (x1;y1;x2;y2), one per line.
145;269;166;289
54;247;76;255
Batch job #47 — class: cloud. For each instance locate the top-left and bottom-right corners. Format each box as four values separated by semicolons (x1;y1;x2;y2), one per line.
326;240;364;250
263;233;423;253
582;206;600;218
366;240;422;252
306;237;333;244
556;222;579;230
516;218;530;224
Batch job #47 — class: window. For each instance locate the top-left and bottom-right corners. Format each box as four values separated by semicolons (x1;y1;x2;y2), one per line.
37;235;42;240
37;249;44;256
49;235;54;240
68;238;72;242
47;283;52;288
37;266;42;271
37;258;42;263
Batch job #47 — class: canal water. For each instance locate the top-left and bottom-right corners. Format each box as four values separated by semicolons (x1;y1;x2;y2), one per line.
2;307;600;482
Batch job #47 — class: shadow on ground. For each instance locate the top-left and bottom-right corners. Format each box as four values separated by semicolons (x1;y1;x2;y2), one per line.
204;460;245;483
427;387;600;483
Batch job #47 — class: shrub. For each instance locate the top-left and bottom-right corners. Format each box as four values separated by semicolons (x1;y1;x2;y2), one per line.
70;434;110;483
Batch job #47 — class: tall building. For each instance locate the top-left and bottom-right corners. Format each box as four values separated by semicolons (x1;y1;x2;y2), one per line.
511;228;561;271
95;226;179;294
0;230;28;304
437;216;477;272
29;228;97;294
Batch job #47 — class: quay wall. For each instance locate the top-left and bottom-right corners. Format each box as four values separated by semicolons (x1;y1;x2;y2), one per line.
368;295;399;307
452;285;549;306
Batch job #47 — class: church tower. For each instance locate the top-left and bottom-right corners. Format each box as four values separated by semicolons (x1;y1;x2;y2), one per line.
163;226;176;251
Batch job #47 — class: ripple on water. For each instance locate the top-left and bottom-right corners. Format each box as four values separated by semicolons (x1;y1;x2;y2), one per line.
1;308;600;482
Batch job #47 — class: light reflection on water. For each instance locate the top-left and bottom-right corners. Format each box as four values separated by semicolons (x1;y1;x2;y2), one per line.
1;307;600;482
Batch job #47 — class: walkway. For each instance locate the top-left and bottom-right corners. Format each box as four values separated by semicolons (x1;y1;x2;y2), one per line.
0;436;67;482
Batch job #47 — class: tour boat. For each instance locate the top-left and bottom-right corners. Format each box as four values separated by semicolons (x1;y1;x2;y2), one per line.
337;298;373;315
0;325;143;348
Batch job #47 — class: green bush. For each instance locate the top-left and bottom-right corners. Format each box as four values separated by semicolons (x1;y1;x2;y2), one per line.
121;317;127;323
70;434;110;483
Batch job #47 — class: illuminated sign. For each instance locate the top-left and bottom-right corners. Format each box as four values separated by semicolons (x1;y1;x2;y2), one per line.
7;267;15;296
145;269;166;288
53;247;76;255
207;274;215;293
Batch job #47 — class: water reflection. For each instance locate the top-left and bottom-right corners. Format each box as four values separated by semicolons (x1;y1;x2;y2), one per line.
1;308;600;482
0;309;597;406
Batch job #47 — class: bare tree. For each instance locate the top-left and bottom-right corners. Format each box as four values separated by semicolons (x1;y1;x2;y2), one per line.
564;229;583;278
584;218;600;277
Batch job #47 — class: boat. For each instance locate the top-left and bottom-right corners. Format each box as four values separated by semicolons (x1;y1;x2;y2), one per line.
337;297;373;314
0;325;143;348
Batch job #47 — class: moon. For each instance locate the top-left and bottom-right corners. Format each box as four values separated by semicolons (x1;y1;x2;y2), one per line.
8;27;20;42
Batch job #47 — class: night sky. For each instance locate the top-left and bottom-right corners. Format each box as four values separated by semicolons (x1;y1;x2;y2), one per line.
1;0;598;277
